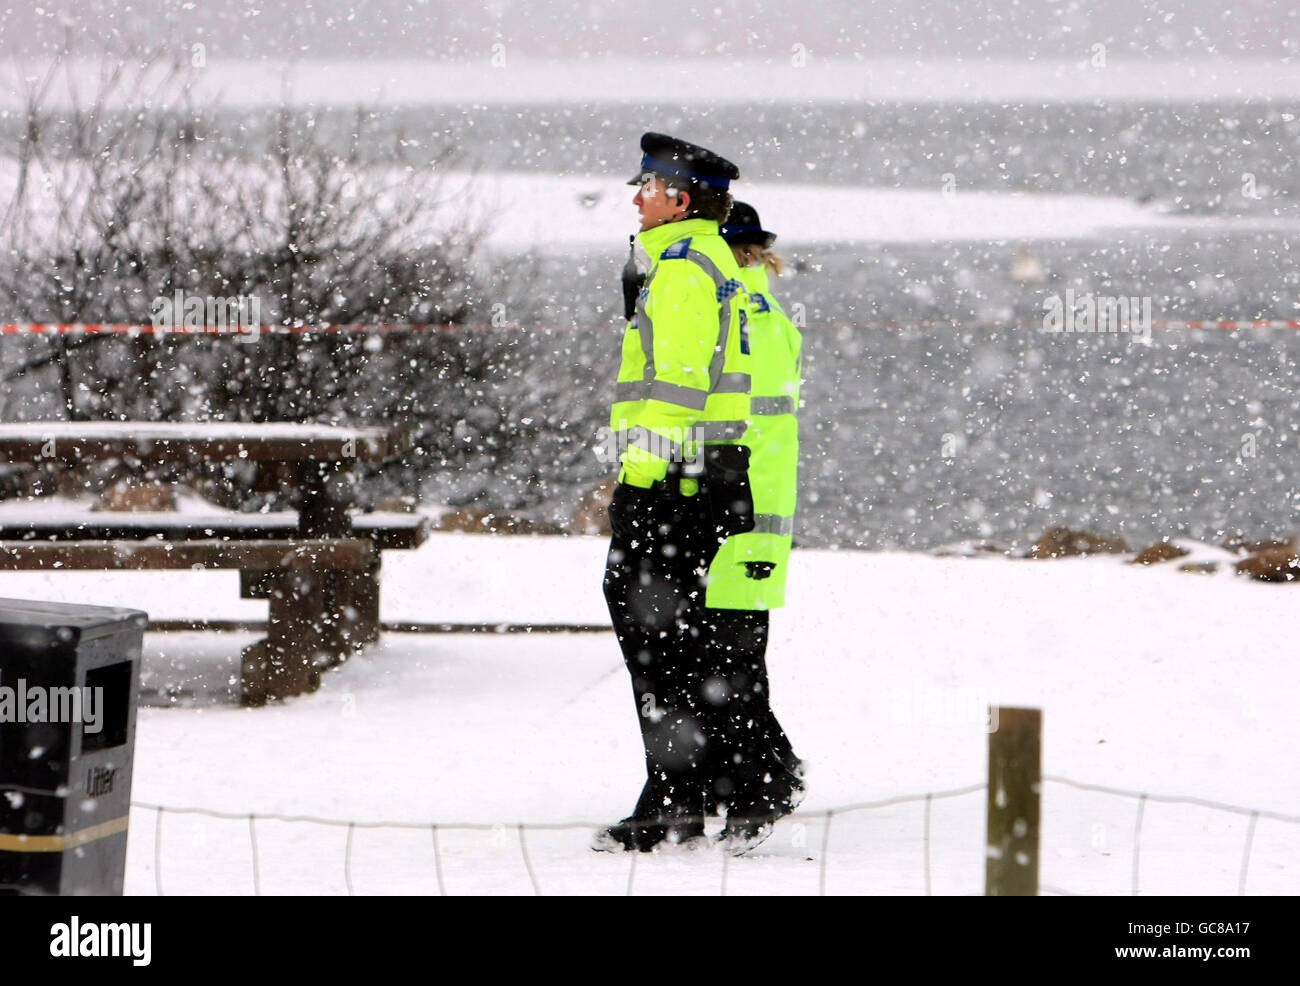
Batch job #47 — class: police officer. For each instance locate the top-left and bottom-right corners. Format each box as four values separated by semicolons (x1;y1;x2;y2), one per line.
595;133;754;853
699;201;805;851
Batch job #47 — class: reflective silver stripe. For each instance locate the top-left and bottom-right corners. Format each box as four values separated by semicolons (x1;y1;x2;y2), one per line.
713;372;751;394
613;380;710;410
752;514;795;536
751;396;796;415
695;420;748;442
685;248;734;393
684;247;727;288
630;246;746;434
711;304;732;393
649;380;709;409
635;266;659;380
627;426;681;461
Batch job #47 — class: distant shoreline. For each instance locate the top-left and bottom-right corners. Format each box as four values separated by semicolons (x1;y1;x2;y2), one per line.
5;57;1300;109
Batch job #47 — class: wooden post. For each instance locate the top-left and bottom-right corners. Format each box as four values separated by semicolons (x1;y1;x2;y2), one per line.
240;569;322;705
298;459;354;538
348;557;382;647
985;705;1041;896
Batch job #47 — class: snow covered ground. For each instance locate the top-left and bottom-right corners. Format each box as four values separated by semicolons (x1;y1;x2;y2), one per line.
2;532;1296;895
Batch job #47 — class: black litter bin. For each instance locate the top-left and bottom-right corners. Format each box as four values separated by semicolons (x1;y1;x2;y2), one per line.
0;597;147;895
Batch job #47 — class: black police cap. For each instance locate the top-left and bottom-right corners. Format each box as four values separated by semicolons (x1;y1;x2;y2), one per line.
627;132;740;190
720;200;777;248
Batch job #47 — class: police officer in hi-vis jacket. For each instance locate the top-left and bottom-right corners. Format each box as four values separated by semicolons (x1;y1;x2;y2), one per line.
595;133;756;853
698;201;805;851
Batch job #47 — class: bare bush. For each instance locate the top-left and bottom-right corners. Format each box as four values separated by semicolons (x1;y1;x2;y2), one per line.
0;51;486;422
0;51;614;519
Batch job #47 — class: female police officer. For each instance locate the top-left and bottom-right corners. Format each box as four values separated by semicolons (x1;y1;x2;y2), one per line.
698;201;805;852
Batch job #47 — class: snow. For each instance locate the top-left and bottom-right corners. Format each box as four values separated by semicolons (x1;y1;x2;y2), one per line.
7;57;1300;110
3;34;1299;898
4;157;1289;261
462;172;1294;252
4;531;1294;894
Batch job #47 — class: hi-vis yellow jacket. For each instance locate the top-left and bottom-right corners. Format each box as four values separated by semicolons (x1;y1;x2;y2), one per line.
610;218;752;489
705;262;803;609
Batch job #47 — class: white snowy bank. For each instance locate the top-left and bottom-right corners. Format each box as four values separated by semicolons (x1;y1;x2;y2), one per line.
458;171;1295;250
3;155;1290;257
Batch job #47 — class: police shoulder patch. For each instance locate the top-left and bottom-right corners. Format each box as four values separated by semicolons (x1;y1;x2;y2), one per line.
716;277;744;302
751;291;771;313
659;238;692;261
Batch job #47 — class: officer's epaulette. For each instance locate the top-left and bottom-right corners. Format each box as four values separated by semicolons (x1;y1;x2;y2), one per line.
659;238;692;261
751;292;771;313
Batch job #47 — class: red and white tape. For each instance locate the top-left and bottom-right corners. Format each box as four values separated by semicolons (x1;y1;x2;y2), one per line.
1;320;1299;334
0;323;487;334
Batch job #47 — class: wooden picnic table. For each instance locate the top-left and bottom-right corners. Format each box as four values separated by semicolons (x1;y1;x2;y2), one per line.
0;421;414;538
0;421;422;704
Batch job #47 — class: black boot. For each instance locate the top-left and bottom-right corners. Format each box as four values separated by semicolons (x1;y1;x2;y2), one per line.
592;775;707;853
591;811;707;853
718;765;805;855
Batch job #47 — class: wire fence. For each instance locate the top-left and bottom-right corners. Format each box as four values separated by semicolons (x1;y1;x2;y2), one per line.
129;775;1300;896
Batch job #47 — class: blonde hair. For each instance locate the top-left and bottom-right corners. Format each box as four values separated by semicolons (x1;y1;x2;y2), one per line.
730;243;786;276
761;249;785;277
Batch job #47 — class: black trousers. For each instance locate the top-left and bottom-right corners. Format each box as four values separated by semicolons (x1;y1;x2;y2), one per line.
602;486;716;821
694;607;799;810
603;483;799;821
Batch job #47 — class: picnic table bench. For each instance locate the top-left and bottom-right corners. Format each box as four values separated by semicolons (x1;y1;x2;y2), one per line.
0;422;424;705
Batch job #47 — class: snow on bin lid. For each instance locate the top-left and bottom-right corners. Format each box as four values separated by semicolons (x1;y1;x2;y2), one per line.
0;597;148;647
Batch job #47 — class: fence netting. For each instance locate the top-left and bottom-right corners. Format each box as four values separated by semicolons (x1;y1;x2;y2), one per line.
128;776;1299;896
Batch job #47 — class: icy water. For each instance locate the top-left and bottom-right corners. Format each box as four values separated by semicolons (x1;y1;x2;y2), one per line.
795;312;1300;552
425;100;1299;551
13;99;1296;211
785;232;1300;550
517;228;1300;551
157;100;1300;216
